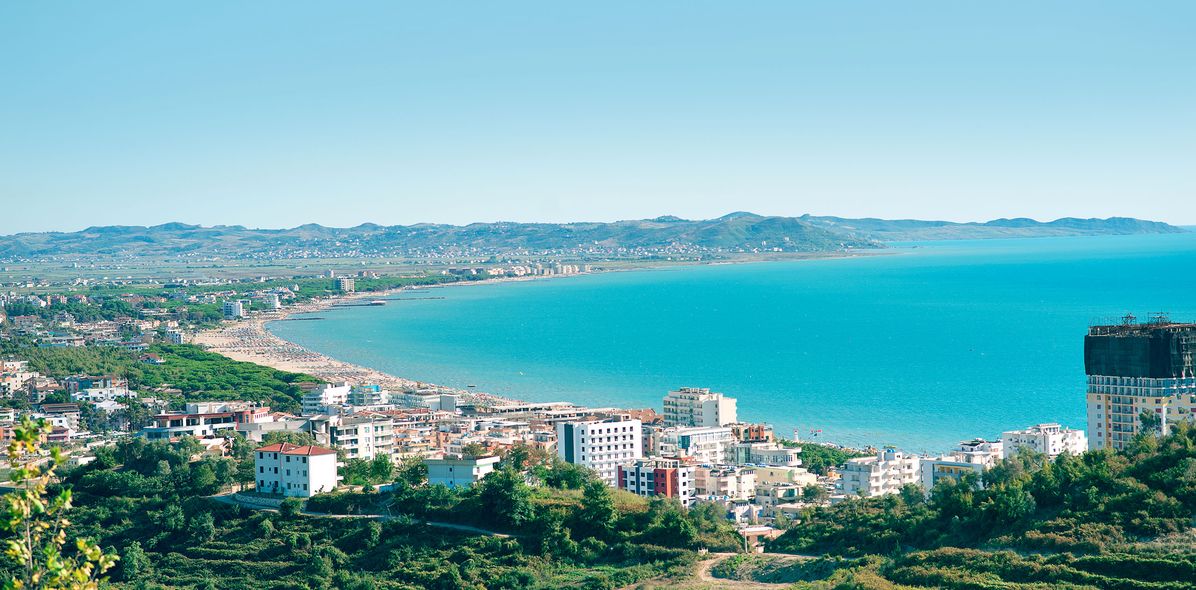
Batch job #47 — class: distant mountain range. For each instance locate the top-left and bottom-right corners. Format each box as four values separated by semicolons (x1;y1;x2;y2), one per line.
0;213;1184;260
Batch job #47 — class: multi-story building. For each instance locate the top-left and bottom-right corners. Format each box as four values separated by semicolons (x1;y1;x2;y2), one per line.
1001;423;1087;459
165;329;185;344
733;441;802;466
556;416;643;486
617;457;696;507
337;277;356;293
694;465;756;501
222;300;245;320
348;385;389;407
302;382;351;414
662;387;737;427
426;455;500;488
654;426;735;464
142;402;272;440
307;413;395;461
919;438;1006;492
839;448;920;498
254;442;339;497
1085;319;1196;450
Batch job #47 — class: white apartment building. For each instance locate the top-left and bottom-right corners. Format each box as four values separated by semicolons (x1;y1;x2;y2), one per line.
307;413;394;461
165;329;184;344
302;382;352;415
839;448;921;498
655;426;735;464
557;417;643;486
694;466;757;501
71;386;136;403
142;402;272;441
222;300;246;320
348;385;389;407
254;443;339;497
617;458;696;507
426;455;500;488
336;277;356;293
662;387;738;427
733;442;802;466
1000;423;1087;459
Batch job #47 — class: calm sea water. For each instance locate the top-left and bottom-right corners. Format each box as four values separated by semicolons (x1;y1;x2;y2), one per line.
269;233;1196;452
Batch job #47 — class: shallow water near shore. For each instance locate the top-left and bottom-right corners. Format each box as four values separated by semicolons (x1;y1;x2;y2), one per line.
269;233;1196;452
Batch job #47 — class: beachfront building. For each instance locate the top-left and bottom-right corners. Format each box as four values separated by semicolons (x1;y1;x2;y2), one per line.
1085;319;1196;450
617;458;696;507
556;416;643;486
255;442;339;497
302;382;352;415
662;387;738;427
1000;423;1087;459
222;300;246;320
348;384;389;407
839;448;920;498
425;455;500;488
653;425;736;464
337;277;356;293
142;401;272;441
733;441;802;466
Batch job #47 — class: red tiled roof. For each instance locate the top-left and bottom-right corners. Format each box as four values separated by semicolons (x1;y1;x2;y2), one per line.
255;442;337;456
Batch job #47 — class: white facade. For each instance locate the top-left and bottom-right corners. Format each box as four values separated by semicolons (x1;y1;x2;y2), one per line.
655;426;735;464
302;382;351;415
222;300;245;320
694;466;756;501
255;443;339;497
662;387;738;427
426;455;500;488
839;448;921;498
1000;423;1087;459
556;417;643;486
71;386;135;403
733;442;802;466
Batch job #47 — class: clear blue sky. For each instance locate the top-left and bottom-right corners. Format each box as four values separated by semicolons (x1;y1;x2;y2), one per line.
2;1;1193;234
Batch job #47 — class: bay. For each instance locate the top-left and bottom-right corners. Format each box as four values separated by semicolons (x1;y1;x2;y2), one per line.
268;233;1196;452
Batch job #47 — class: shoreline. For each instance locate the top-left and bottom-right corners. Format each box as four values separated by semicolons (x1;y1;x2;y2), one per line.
191;251;881;412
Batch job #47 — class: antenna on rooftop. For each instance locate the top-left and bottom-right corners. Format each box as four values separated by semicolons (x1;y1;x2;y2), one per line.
1120;313;1136;326
1148;312;1171;325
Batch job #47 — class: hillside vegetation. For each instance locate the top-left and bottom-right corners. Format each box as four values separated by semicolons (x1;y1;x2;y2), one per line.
764;424;1196;589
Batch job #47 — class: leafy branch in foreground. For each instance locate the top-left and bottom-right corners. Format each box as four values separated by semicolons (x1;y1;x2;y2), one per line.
1;418;117;590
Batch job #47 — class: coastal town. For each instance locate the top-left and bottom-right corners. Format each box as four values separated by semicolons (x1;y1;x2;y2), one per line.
3;275;1189;556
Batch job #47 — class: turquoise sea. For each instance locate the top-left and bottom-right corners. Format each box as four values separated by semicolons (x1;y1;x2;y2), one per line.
269;233;1196;452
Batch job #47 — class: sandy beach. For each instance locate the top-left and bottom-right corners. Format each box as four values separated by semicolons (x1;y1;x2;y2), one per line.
191;282;539;406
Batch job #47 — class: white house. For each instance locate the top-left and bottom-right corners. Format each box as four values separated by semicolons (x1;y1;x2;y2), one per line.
254;442;339;497
425;455;500;488
653;425;736;464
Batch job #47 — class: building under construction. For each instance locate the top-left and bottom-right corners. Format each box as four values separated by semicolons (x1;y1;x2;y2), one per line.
1085;314;1196;450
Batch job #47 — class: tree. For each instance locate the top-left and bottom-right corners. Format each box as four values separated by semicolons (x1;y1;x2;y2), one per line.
118;542;150;582
1;417;118;589
1139;409;1163;436
573;481;616;541
279;497;303;519
802;484;829;504
188;512;216;543
476;468;533;529
394;456;428;487
367;455;393;484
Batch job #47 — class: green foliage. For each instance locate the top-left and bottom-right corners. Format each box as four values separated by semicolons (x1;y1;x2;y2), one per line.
767;424;1196;589
1;418;118;589
20;344;319;413
778;440;869;475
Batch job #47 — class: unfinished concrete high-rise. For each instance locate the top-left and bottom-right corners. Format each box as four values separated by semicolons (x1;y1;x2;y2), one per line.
1085;315;1196;450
